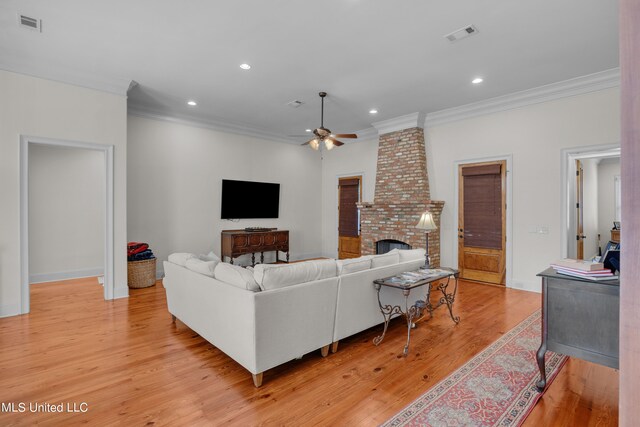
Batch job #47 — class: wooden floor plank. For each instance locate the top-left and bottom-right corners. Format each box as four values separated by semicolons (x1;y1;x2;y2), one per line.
0;277;618;426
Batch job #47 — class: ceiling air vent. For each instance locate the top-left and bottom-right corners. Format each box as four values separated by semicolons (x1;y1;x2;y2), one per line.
286;100;304;108
444;25;478;42
18;14;42;32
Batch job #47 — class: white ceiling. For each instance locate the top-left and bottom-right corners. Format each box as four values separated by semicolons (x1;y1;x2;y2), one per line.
0;0;619;142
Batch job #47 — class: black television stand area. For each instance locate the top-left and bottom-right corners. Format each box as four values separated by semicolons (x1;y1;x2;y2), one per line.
221;229;289;266
244;227;277;232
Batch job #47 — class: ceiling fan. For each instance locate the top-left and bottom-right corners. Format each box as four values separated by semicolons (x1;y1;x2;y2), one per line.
301;92;357;151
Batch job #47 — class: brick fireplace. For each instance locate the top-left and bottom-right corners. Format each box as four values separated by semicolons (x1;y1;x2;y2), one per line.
358;126;445;267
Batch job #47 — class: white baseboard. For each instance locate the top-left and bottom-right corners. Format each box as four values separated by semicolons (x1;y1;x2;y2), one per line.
508;279;541;293
29;268;104;284
0;303;22;318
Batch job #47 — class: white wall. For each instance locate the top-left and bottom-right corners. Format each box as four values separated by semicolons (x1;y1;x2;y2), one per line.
28;145;105;281
321;139;379;258
0;70;128;317
320;88;621;291
581;158;599;259
127;115;323;272
598;157;621;244
426;87;620;292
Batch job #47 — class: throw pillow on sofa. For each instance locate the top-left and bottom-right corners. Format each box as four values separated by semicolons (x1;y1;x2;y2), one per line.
185;258;218;277
371;252;400;268
168;252;197;266
199;251;221;262
336;256;372;275
214;262;261;292
253;259;337;291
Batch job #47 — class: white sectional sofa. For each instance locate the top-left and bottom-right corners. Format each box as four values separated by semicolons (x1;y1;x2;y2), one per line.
332;249;425;352
162;248;425;386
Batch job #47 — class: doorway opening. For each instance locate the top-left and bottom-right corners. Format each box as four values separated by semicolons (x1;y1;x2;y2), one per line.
454;155;512;287
457;160;507;285
338;176;362;259
20;136;115;314
562;145;621;260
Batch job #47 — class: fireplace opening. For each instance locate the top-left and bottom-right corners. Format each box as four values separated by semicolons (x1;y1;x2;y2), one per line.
376;239;411;254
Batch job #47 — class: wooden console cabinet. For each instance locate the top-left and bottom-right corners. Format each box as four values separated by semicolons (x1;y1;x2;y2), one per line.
221;229;289;266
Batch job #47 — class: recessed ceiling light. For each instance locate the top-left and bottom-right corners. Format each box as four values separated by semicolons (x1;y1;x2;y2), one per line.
472;77;484;84
369;109;378;115
187;100;197;106
305;129;312;132
239;63;251;70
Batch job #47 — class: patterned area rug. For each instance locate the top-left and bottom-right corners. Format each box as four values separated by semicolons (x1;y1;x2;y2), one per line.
382;310;567;427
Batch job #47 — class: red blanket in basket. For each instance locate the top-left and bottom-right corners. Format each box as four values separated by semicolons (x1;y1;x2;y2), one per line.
127;242;149;257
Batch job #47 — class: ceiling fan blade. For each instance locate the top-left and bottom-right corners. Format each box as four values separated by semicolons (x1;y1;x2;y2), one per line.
302;139;320;150
333;133;358;139
326;137;344;147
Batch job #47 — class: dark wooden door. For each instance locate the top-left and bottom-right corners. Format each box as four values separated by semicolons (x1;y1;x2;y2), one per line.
458;161;507;285
338;176;361;259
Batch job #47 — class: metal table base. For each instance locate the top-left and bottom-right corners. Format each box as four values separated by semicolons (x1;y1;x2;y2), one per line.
373;270;459;356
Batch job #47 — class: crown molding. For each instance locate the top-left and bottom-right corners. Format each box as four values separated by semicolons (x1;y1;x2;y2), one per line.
372;112;426;135
127;107;294;144
0;62;132;96
425;68;620;127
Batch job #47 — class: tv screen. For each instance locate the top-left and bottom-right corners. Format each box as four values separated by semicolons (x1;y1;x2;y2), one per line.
221;179;280;219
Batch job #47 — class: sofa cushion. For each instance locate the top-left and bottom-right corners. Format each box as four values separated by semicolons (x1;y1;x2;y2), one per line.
253;259;337;291
199;251;221;262
336;256;372;275
214;262;261;292
168;252;196;266
371;252;400;268
391;248;426;263
185;258;218;277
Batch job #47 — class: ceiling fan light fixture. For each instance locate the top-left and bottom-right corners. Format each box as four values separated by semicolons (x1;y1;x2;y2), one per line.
301;91;358;152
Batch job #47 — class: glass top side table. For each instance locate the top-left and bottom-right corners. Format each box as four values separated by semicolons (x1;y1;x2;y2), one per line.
373;267;460;356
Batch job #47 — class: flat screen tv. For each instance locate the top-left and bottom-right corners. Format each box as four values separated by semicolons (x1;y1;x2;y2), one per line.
221;179;280;219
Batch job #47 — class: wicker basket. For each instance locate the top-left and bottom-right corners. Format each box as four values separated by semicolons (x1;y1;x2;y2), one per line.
127;258;157;288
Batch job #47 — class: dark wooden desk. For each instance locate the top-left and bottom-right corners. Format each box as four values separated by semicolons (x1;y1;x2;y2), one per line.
536;268;619;391
221;229;289;266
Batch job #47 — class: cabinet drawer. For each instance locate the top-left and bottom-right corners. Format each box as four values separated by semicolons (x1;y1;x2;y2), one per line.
248;234;264;247
232;235;249;248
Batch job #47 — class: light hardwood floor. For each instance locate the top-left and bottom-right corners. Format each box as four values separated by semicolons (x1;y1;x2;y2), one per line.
0;277;618;426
